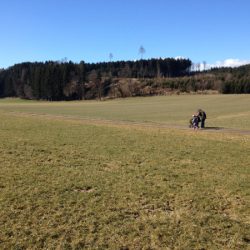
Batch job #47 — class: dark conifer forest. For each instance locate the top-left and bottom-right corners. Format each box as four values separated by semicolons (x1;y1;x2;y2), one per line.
0;58;249;100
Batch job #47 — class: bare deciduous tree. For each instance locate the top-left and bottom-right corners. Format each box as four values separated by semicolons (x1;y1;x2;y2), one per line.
196;63;201;72
109;53;113;62
139;46;146;59
88;70;103;100
138;46;146;78
61;57;68;63
203;61;207;71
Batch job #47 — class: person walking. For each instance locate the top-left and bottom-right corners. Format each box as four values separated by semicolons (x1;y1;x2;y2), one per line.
198;109;207;128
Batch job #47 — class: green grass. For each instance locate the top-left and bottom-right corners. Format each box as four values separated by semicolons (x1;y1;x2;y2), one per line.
0;105;249;249
1;95;250;129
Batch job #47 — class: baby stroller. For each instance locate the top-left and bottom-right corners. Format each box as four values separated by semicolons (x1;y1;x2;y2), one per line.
189;115;200;129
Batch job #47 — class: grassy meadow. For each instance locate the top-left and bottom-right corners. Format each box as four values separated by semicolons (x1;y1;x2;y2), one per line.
0;95;250;249
1;94;250;129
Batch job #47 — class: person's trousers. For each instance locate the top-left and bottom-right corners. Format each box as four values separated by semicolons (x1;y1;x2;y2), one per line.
201;119;205;128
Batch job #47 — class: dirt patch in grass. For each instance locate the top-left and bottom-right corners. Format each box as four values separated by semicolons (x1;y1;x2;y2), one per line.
74;187;96;193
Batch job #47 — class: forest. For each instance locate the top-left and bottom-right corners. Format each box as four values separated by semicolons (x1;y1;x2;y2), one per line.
0;58;249;100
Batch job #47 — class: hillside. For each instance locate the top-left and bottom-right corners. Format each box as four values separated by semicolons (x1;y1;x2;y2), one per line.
0;59;250;101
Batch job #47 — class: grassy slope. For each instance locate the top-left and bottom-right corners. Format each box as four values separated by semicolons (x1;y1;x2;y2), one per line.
0;95;250;129
0;110;249;249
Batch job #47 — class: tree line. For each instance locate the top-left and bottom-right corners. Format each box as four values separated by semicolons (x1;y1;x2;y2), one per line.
0;58;191;100
208;65;250;93
0;59;250;100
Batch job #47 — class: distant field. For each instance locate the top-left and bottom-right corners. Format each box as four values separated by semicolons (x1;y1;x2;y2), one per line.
0;95;250;249
0;95;250;129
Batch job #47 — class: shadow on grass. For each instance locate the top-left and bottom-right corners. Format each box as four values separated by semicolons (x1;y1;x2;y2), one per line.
202;127;224;130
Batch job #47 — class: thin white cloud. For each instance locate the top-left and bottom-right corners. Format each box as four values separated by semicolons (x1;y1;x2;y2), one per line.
175;56;186;60
208;58;250;68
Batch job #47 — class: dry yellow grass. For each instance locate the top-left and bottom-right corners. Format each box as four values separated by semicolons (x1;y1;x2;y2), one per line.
0;96;249;249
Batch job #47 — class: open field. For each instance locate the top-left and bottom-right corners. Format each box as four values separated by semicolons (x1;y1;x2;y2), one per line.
0;95;250;249
1;95;250;130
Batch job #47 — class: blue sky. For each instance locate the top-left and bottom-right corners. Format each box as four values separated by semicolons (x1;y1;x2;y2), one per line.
1;0;250;68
